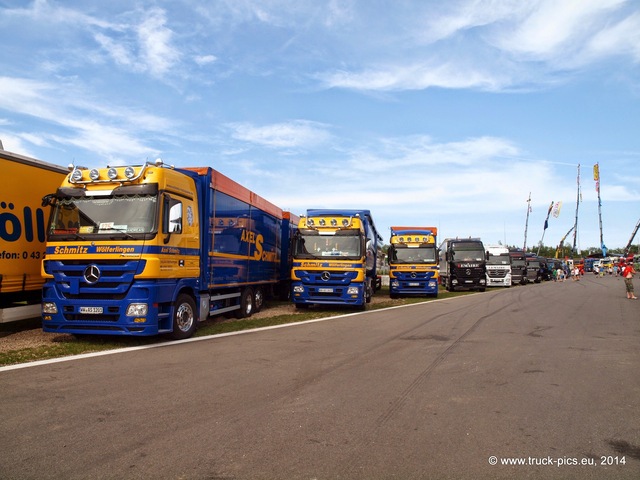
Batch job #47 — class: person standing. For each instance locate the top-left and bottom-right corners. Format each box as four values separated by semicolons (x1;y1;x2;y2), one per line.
621;261;637;299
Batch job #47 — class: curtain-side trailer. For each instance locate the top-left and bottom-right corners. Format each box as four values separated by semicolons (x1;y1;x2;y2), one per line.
41;160;296;339
0;148;67;323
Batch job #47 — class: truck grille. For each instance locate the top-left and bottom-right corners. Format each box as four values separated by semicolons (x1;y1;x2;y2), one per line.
297;270;357;285
487;269;509;278
45;259;145;300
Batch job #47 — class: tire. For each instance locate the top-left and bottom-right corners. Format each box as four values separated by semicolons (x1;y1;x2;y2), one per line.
170;294;197;340
253;287;265;313
235;287;254;318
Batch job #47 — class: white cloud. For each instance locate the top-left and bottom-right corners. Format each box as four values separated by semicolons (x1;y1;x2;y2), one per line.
3;0;117;30
495;0;626;57
94;33;134;68
0;133;38;157
316;0;638;93
51;119;157;161
0;76;170;160
137;8;181;77
227;120;331;148
345;135;520;173
194;54;218;66
584;11;640;63
321;60;512;92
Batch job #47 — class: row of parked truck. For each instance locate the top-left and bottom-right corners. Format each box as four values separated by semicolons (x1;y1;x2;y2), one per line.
0;148;563;339
388;233;565;294
2;150;391;338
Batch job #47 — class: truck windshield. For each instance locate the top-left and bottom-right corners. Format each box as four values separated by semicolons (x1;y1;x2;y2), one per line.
48;195;158;239
294;230;362;260
488;253;510;265
391;246;437;264
511;258;526;267
451;245;484;262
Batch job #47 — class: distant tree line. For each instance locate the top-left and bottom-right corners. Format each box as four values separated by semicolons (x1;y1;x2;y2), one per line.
513;244;639;259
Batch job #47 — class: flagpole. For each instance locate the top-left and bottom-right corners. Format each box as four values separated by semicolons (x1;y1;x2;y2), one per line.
523;192;531;252
537;200;554;256
571;164;581;256
594;162;606;256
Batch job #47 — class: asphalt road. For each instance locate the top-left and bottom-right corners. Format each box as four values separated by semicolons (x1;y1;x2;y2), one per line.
1;274;639;479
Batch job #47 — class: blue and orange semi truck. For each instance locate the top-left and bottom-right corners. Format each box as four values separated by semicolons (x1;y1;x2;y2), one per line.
387;226;439;298
41;160;297;339
291;209;383;309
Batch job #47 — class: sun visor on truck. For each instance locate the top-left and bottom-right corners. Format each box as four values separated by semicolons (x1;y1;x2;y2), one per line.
112;184;158;196
56;187;86;197
56;184;158;198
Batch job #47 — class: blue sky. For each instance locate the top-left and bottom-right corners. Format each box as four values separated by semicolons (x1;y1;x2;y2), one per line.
1;0;639;252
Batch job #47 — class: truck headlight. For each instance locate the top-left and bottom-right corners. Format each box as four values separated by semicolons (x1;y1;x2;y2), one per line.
479;278;486;285
428;280;437;287
293;285;304;293
126;303;148;316
42;302;58;314
347;286;359;295
391;280;399;287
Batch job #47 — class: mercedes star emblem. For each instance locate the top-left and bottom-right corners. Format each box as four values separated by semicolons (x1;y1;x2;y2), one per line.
84;264;101;284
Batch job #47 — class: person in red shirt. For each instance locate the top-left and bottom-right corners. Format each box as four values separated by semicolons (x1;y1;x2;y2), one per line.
621;261;637;299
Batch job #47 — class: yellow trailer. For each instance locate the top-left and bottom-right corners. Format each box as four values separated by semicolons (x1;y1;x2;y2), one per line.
0;147;67;322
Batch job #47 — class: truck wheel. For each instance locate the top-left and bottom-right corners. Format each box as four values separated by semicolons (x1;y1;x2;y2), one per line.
170;294;197;340
253;287;264;313
235;287;254;318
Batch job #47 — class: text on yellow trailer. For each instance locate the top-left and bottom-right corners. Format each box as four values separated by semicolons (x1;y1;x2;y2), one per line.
0;149;67;322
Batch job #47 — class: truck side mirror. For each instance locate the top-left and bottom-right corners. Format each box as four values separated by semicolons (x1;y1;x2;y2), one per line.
41;193;56;207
